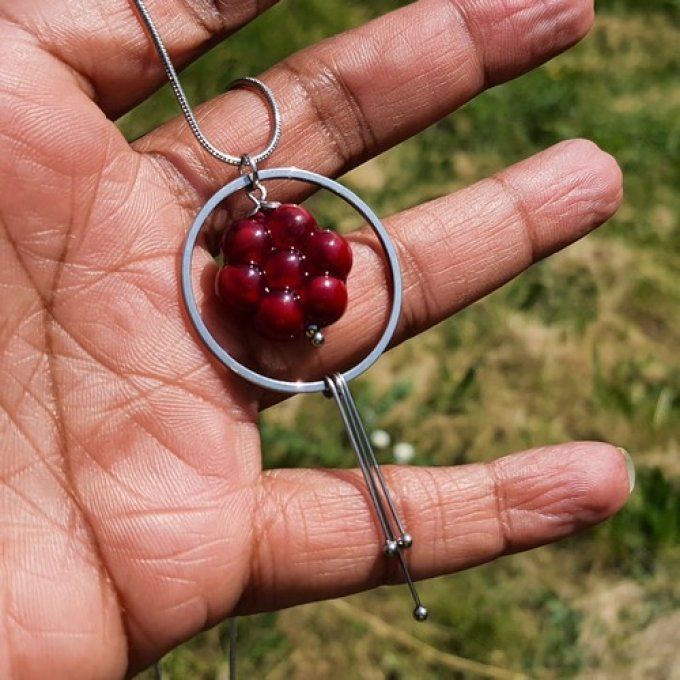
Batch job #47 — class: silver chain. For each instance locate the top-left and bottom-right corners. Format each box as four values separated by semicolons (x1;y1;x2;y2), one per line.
132;0;282;166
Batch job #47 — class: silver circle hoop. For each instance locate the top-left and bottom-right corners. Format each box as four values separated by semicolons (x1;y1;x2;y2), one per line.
181;167;403;394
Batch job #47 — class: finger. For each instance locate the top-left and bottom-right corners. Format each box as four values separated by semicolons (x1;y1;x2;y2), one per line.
3;0;280;117
137;0;595;196
240;442;632;612
219;139;622;389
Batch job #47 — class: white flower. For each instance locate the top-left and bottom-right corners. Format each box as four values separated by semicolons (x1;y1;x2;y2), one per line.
393;442;415;464
370;429;391;449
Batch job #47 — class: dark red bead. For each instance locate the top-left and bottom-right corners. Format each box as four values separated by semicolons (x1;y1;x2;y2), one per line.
267;204;317;249
264;250;305;290
216;265;264;313
217;204;353;341
222;217;271;265
305;229;353;279
255;291;305;340
303;276;348;326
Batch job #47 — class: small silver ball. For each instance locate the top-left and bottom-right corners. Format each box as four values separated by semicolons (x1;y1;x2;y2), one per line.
310;331;325;348
398;533;413;549
383;540;399;557
413;605;429;622
305;324;319;339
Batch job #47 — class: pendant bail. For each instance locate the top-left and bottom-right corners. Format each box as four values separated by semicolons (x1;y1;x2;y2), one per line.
239;154;280;213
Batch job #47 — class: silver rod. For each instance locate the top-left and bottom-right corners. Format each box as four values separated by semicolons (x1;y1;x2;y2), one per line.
327;376;428;620
328;374;428;621
326;376;395;546
396;549;424;610
331;374;397;544
334;373;411;547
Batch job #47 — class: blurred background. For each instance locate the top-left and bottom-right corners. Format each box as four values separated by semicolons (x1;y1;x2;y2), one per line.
124;0;679;677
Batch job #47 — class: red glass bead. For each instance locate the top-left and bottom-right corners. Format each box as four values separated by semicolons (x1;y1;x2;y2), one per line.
216;265;264;313
255;290;305;340
217;204;354;341
303;276;348;326
222;217;271;265
267;204;317;249
305;229;353;278
264;249;305;290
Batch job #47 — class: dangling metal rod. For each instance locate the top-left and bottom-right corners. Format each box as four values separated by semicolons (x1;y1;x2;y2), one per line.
333;373;412;549
330;374;427;620
325;374;428;621
325;375;395;548
332;374;402;551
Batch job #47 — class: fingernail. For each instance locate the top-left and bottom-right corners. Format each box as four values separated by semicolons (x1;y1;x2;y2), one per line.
617;447;635;494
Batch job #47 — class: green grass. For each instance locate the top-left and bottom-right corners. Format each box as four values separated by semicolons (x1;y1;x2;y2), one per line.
124;1;680;677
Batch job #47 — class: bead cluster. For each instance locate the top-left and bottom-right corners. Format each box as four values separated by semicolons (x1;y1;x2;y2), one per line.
216;204;353;343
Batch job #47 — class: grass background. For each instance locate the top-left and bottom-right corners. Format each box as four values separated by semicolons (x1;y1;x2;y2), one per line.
122;0;680;677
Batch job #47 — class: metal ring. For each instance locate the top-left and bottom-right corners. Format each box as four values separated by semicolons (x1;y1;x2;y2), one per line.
222;78;282;166
181;167;403;394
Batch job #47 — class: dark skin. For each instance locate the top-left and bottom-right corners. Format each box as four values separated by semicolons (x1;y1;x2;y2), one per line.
0;0;631;677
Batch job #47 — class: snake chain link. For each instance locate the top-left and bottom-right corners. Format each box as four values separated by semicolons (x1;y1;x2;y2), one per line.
132;0;282;166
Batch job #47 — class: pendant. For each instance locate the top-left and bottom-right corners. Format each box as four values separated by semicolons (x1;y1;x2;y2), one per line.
182;166;427;619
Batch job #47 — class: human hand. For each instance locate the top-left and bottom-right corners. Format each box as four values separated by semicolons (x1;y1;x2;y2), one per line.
0;0;632;676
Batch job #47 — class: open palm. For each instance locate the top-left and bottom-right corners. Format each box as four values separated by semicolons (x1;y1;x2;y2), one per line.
0;0;632;677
